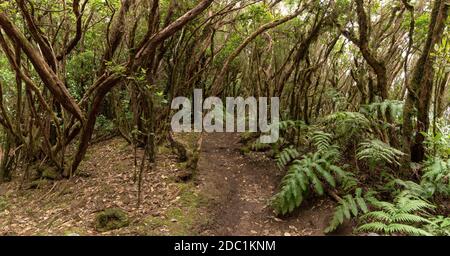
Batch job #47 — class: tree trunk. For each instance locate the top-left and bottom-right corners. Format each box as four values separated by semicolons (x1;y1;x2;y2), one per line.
403;0;449;163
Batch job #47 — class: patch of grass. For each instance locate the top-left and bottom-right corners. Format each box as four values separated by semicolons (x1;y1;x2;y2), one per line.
142;182;209;235
240;146;251;155
177;183;208;207
158;145;173;155
0;196;7;212
175;161;188;169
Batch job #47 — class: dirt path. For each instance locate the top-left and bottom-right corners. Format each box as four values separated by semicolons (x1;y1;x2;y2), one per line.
195;133;346;236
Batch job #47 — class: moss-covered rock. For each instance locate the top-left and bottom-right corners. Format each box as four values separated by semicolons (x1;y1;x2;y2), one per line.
94;208;129;232
42;167;59;180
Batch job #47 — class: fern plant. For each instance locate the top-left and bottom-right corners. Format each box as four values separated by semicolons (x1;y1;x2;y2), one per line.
325;189;379;233
356;139;405;168
271;149;350;215
386;178;435;199
420;157;450;197
310;131;333;153
277;120;308;132
276;146;300;169
250;141;272;152
276;130;333;170
322;112;371;141
357;194;435;236
425;216;450;236
422;125;450;158
361;100;404;124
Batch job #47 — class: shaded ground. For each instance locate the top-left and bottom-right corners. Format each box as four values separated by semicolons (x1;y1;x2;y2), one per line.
0;136;204;235
0;133;350;236
195;133;348;236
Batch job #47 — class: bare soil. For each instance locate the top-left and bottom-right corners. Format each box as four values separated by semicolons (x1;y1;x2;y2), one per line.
0;133;351;236
195;133;348;236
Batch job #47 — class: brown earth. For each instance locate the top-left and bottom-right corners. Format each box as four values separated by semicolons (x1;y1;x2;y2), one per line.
0;138;198;235
0;133;351;236
195;133;350;236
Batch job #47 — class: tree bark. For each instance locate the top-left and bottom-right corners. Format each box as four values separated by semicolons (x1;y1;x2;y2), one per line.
403;0;449;163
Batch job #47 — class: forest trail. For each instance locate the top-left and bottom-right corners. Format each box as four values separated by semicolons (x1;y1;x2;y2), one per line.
0;133;350;236
195;133;343;236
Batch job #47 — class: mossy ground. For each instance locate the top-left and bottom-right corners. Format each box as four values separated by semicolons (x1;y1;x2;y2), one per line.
142;182;209;235
0;134;210;235
0;196;7;213
95;208;129;232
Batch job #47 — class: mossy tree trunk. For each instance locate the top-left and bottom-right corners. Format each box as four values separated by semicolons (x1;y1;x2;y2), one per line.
403;0;449;163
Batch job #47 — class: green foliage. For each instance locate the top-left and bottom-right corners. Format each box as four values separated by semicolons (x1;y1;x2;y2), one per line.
0;196;7;213
66;50;96;100
238;3;273;24
356;139;405;167
105;61;127;76
214;33;242;66
422;127;450;159
322;112;371;142
357;194;435;236
361;100;404;124
310;131;333;153
271;149;350;215
323;88;347;111
95;208;129;232
387;178;434;200
277;120;308;132
95;115;115;134
421;157;450;197
276;146;300;169
425;216;450;236
414;13;431;42
325;189;378;233
249;141;272;152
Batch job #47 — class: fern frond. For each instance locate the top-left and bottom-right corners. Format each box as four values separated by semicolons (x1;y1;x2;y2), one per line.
311;131;333;153
277;120;307;131
386;224;432;236
357;222;388;233
360;211;392;223
421;157;450;196
312;163;336;188
276;146;300;169
356;139;405;166
425;216;450;236
361;100;404;124
357;193;436;236
396;197;435;213
272;152;351;215
325;189;374;233
322;112;371;139
391;213;431;224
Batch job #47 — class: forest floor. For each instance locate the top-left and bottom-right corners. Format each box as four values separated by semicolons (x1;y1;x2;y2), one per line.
0;133;352;236
195;133;345;236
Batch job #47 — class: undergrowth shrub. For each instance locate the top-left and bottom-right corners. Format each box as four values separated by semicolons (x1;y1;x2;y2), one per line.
357;194;435;236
